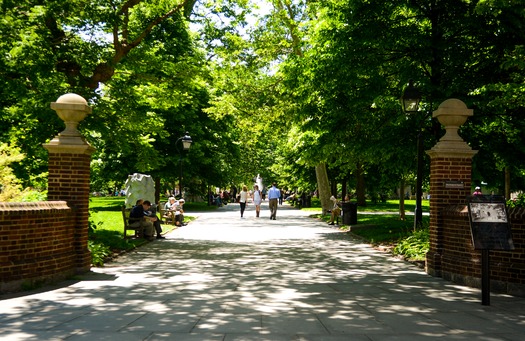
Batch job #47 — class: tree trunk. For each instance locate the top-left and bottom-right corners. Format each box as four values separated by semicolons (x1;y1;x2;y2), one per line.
355;163;367;206
505;166;510;200
399;179;406;221
331;180;337;197
315;163;331;214
154;177;161;205
342;178;347;200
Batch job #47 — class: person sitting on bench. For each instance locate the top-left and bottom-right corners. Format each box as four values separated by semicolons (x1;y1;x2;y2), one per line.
129;199;159;240
143;200;165;239
328;196;341;225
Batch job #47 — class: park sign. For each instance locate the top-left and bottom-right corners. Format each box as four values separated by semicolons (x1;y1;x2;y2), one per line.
467;195;514;250
444;180;464;189
467;194;514;306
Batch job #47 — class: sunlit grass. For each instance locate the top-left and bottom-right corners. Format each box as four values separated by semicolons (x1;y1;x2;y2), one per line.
88;196;209;265
351;214;428;244
88;196;209;235
308;199;430;246
298;199;429;213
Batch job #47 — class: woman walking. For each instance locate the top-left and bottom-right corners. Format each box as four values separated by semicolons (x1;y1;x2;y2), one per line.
239;185;249;218
252;185;262;217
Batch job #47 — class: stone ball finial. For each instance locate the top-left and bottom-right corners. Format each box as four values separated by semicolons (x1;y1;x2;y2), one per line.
433;99;473;144
433;99;473;139
44;93;95;154
427;98;477;158
55;93;89;106
50;93;92;138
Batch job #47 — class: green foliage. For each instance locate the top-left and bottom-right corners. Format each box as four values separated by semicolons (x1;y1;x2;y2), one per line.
2;0;525;211
88;218;145;267
507;193;525;208
88;240;112;267
393;228;430;261
18;190;47;202
0;143;25;201
0;0;236;197
280;0;525;199
360;199;430;213
0;143;47;202
88;197;140;266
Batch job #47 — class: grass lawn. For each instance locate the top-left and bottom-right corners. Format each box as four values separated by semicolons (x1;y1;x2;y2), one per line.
89;196;215;235
351;214;429;244
300;199;429;213
356;199;429;213
305;199;430;245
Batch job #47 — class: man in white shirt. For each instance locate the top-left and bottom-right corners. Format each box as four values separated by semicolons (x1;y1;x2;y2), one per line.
267;182;281;220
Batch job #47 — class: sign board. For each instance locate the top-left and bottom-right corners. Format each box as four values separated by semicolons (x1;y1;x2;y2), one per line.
467;195;514;250
445;180;464;189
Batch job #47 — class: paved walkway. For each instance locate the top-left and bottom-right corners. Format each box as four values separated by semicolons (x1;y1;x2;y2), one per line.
1;202;524;340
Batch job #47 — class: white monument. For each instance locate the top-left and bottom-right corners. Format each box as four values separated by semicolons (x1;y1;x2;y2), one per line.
124;173;155;208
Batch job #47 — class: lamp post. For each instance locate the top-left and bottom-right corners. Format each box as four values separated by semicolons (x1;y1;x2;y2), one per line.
176;132;192;198
401;80;424;230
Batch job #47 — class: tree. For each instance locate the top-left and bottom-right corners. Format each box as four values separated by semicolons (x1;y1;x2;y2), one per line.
281;0;525;212
1;0;238;196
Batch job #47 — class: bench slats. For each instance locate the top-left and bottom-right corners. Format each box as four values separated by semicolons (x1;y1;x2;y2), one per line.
122;205;144;239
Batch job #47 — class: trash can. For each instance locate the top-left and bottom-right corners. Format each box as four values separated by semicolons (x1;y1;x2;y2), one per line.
342;202;357;225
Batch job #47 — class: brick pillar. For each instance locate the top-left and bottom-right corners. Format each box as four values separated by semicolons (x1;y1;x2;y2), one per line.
425;99;477;277
43;93;95;274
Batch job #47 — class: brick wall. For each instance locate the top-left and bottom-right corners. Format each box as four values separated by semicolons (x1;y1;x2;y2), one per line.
0;93;94;294
47;152;92;272
426;156;473;278
438;206;525;297
423;99;525;297
0;201;77;293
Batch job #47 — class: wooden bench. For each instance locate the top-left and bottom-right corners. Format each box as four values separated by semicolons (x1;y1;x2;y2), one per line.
158;202;173;225
159;202;184;226
122;205;145;239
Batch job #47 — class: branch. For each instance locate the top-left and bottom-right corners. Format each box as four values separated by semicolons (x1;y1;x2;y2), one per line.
126;4;186;50
86;0;191;89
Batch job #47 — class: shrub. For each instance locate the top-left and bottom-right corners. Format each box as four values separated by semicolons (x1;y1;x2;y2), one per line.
507;192;525;208
0;143;25;201
393;228;429;261
19;189;47;202
88;240;112;267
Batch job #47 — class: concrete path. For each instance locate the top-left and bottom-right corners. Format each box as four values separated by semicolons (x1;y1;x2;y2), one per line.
1;201;524;340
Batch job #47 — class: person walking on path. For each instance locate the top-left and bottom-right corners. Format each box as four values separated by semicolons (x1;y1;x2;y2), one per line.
252;184;262;217
239;185;249;218
268;182;280;220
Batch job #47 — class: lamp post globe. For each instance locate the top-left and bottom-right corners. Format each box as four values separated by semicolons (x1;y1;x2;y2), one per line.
401;79;422;113
181;132;192;151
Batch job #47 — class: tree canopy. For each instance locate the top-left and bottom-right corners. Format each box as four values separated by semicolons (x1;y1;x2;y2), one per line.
1;0;524;202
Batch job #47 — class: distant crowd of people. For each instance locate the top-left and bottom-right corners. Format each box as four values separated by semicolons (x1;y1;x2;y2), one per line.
209;184;295;208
